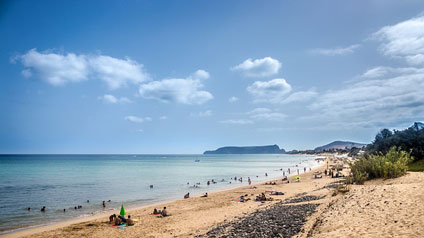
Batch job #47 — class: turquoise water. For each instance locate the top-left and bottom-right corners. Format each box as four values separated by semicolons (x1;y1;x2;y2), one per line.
0;154;320;234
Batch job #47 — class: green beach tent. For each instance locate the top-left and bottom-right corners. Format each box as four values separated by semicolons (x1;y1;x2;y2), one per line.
120;204;126;216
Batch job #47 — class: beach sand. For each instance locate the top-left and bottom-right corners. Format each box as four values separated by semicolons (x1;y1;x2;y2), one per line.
306;171;424;238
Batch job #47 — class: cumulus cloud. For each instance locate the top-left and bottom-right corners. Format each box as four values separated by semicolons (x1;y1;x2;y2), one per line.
99;94;132;104
247;78;292;103
190;110;212;117
138;70;213;105
311;44;360;56
17;49;149;89
228;96;239;103
247;108;287;121
220;119;254;125
373;15;424;65
125;116;152;123
309;70;424;127
231;57;281;77
159;116;168;120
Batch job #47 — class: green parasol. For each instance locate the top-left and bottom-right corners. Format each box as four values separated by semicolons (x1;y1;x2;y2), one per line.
120;204;126;216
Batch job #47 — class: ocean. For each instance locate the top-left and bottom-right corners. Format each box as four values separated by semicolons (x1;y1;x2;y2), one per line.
0;154;321;234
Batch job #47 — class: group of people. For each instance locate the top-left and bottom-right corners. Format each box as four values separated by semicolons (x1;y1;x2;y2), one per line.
152;207;169;217
109;214;134;226
28;200;112;214
255;193;272;202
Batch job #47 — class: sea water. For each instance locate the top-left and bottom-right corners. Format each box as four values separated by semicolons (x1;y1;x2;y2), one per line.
0;154;321;234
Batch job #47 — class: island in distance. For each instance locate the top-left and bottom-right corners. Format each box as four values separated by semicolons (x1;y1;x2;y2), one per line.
203;144;286;154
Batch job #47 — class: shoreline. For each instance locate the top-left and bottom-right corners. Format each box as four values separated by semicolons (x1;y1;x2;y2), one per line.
2;158;327;238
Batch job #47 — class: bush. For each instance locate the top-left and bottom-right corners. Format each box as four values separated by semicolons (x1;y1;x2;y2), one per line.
348;146;412;184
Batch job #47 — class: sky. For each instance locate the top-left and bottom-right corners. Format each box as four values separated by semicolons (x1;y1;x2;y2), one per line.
1;0;424;154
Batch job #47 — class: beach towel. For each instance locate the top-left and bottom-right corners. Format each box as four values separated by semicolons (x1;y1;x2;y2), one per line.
108;224;127;230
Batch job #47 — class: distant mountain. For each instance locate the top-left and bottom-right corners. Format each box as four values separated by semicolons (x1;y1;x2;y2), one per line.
204;144;286;154
314;141;367;151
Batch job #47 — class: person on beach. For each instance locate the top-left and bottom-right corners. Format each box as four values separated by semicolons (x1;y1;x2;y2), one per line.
87;200;89;203
304;167;306;173
161;207;168;217
118;215;127;223
27;207;31;211
41;206;46;212
102;201;106;208
153;208;159;214
201;193;208;197
184;192;190;199
109;214;116;223
288;168;291;174
265;173;268;176
63;209;66;212
114;216;122;225
248;177;251;185
126;215;134;226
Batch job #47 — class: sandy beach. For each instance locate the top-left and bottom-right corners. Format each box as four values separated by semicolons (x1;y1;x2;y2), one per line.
3;156;423;238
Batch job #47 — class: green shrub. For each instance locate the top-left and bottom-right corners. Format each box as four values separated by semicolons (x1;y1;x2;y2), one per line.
408;160;424;172
348;146;412;184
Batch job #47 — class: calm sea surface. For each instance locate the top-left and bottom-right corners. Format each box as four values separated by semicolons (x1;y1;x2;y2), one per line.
0;154;321;234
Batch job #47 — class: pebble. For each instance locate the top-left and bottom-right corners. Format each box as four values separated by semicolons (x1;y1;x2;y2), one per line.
196;201;320;238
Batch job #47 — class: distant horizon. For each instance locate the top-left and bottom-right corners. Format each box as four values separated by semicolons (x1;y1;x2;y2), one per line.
0;139;370;155
2;0;424;154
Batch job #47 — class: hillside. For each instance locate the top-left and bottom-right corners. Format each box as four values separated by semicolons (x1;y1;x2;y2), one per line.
314;141;366;151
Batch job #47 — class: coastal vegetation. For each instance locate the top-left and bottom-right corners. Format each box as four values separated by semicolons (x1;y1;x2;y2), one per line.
348;122;424;184
348;146;412;184
367;122;424;162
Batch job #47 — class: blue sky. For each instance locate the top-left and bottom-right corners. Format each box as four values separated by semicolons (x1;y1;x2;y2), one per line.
2;0;424;153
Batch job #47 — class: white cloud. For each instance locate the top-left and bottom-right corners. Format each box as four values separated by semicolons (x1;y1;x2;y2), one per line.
190;110;212;117
247;78;292;103
89;55;149;90
373;15;424;65
247;107;287;121
191;69;210;80
159;116;168;120
228;96;239;103
311;44;360;56
362;66;424;78
125;116;152;123
280;90;318;104
220;119;254;125
231;57;281;77
138;70;213;105
99;94;132;104
309;70;424;127
18;49;149;89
